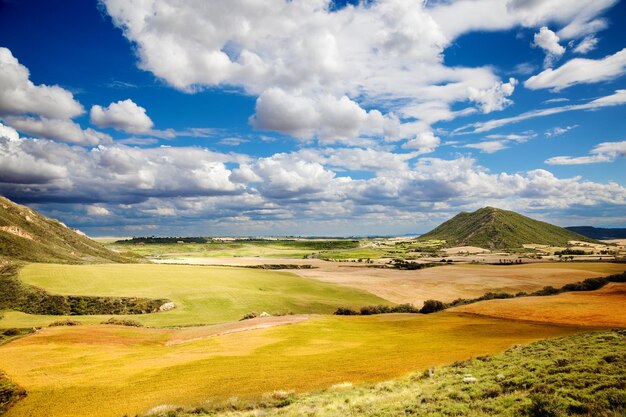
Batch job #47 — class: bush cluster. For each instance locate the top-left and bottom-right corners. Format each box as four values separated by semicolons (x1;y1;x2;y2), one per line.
100;317;143;327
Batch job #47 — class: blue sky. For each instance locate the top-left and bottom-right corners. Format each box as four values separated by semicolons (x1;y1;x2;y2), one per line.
0;0;625;236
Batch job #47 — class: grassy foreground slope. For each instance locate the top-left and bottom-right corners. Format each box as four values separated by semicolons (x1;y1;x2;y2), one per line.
0;196;127;263
0;263;389;327
162;330;626;417
418;207;596;249
0;313;586;417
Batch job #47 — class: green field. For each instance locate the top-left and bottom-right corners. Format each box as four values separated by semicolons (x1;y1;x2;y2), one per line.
0;264;389;328
107;239;363;259
0;313;587;417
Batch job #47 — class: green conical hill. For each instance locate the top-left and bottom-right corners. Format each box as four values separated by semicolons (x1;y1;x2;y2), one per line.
418;207;598;249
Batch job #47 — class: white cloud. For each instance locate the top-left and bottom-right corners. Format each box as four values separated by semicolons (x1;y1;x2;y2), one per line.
401;131;441;154
86;205;111;216
90;99;154;133
573;35;599;54
100;0;553;141
545;125;578;138
0;47;84;119
545;140;626;165
525;48;626;91
3;116;109;146
456;89;626;134
468;78;518;113
464;132;534;154
2;125;625;234
532;27;565;68
465;140;510;154
429;0;617;41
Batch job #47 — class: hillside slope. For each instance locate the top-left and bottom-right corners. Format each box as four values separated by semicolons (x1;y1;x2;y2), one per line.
566;226;626;240
418;207;597;249
0;196;128;263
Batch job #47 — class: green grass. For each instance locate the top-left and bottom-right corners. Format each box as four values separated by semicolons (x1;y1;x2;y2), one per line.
0;313;587;417
148;330;626;417
0;264;390;328
318;248;386;260
107;239;362;259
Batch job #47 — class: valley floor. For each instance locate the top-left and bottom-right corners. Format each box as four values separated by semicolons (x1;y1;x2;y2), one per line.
0;261;625;417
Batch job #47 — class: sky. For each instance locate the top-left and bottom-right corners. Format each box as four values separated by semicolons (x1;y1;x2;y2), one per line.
0;0;625;237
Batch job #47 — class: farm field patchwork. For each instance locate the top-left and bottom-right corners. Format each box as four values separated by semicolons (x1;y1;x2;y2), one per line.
107;239;363;259
293;262;626;306
0;264;389;328
453;282;626;327
0;313;588;417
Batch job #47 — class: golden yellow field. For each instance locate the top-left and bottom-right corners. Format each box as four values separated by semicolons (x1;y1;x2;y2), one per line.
0;313;587;417
452;282;626;327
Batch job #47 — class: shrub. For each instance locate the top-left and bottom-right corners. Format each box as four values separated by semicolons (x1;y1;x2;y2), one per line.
360;305;391;315
420;299;446;314
2;328;20;336
391;303;420;313
48;319;82;327
334;307;359;315
525;394;563;417
531;286;561;296
100;318;143;327
239;312;257;321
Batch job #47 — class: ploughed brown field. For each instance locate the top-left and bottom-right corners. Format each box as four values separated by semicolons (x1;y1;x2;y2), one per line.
292;262;626;307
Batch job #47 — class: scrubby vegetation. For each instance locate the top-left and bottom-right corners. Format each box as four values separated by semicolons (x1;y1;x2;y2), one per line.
0;263;170;316
0;327;33;345
335;303;421;315
0;196;131;263
48;319;82;327
144;330;626;417
0;371;26;415
100;317;143;327
388;259;438;270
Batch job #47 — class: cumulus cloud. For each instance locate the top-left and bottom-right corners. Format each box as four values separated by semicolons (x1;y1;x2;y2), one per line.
101;0;566;141
250;89;386;141
526;48;626;91
90;99;154;133
0;128;245;204
532;27;565;68
401;131;441;154
546;140;626;165
0;47;84;118
3;116;109;146
468;78;518;113
3;123;625;234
